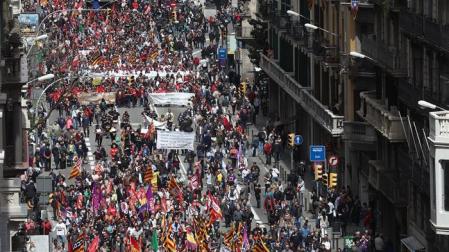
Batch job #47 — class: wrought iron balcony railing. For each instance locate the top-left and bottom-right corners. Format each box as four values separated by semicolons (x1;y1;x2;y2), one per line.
259;53;344;135
360;35;407;77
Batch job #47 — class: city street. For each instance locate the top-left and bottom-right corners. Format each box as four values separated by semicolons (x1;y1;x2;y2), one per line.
15;0;344;252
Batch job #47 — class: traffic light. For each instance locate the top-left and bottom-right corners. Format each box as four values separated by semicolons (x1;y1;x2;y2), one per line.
314;164;323;180
288;133;295;147
329;172;338;188
240;82;247;95
322;173;329;187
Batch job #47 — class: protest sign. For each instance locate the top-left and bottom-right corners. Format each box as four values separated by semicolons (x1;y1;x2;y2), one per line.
149;93;194;106
156;131;195;150
78;92;116;105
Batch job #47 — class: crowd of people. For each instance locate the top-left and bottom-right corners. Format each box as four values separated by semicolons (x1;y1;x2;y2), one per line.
17;0;383;252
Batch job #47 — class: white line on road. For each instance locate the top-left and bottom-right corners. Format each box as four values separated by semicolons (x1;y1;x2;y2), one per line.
179;158;187;175
236;184;267;227
84;137;96;171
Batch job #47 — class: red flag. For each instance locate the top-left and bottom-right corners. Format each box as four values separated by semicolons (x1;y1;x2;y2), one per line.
88;236;100;252
130;236;141;252
221;116;232;131
189;175;199;190
208;193;222;223
96;85;105;93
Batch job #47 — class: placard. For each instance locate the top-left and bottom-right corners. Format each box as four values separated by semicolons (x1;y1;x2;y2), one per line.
149;92;195;106
156;130;195;150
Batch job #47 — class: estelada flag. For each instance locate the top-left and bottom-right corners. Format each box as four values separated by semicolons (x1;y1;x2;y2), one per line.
72;233;85;252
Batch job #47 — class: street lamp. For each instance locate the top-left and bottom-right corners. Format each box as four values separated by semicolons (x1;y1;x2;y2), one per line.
418;100;447;111
286;10;310;20
349;51;376;62
304;23;337;37
25;73;55;85
25;34;49;57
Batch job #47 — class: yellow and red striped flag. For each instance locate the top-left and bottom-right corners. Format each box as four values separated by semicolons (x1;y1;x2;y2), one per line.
68;158;82;179
252;239;270;252
144;166;153;184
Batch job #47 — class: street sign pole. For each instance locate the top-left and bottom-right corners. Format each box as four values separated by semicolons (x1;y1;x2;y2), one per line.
291;147;294;179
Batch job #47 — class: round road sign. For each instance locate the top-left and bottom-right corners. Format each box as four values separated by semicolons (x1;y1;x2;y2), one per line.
328;155;339;166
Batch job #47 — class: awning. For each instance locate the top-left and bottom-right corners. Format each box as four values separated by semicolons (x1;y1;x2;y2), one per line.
401;236;425;252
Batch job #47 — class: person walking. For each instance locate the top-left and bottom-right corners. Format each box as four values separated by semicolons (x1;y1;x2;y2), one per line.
254;182;261;208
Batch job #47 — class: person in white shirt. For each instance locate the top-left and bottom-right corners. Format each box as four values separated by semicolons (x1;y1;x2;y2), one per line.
54;219;67;236
241;167;250;182
374;233;385;252
321;236;331;251
53;219;67;247
271;167;280;181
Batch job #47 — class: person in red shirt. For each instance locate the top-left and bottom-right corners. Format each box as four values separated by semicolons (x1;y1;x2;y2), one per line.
41;217;52;235
110;144;119;160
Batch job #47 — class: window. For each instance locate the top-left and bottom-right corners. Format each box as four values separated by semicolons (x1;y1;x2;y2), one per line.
444;161;449;211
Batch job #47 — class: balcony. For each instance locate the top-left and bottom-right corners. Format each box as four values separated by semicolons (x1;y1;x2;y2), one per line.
423;18;449;52
280;22;308;46
271;13;289;30
357;91;406;142
313;37;339;66
0;179;28;218
360;35;407;77
260;53;344;136
368;160;408;206
368;0;402;10
343;121;377;143
400;11;449;52
1;56;29;85
428;111;449;143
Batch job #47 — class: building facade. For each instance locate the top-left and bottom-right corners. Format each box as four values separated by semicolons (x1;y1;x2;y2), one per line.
0;0;32;250
256;0;449;251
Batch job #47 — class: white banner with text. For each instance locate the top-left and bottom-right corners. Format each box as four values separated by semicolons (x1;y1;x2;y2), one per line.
156;130;195;150
149;92;195;106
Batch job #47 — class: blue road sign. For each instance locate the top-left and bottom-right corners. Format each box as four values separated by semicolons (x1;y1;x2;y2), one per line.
218;48;227;60
294;135;303;145
310;145;326;162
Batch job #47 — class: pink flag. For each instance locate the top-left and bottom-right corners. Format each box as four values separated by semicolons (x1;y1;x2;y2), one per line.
92;182;102;213
242;225;249;251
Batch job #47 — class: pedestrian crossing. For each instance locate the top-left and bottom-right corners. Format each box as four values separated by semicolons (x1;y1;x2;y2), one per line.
84;137;96;172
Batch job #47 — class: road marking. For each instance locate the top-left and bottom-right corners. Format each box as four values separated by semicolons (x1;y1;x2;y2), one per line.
236;184;267;227
84;137;96;172
179;159;187;179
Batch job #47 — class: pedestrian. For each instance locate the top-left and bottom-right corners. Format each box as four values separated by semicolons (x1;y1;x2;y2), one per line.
263;141;272;165
254;182;261;208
